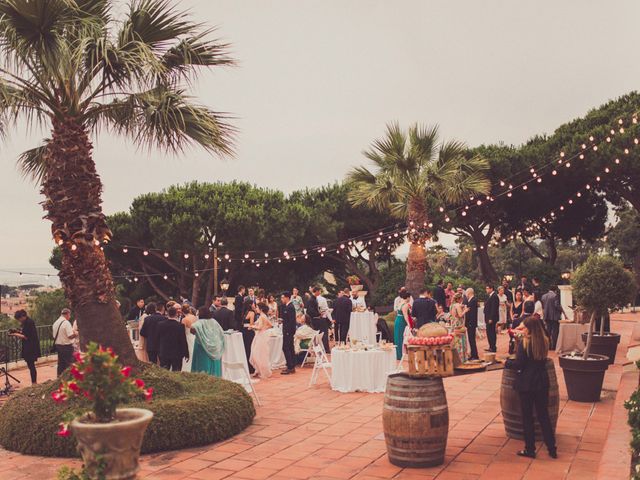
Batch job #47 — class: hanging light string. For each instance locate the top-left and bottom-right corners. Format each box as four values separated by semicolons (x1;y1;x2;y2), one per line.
483;135;639;247
442;113;639;223
104;222;408;263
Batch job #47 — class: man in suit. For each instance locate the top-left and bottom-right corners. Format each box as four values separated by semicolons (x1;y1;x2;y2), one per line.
140;302;166;364
280;291;297;374
234;286;245;330
465;288;479;359
433;279;446;311
541;286;565;350
483;285;499;353
213;297;234;330
333;288;353;343
157;306;188;371
411;288;437;328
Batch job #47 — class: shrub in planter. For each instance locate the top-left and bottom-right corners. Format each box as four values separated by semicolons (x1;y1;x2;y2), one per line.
560;255;637;402
52;343;155;480
624;361;640;479
0;364;255;458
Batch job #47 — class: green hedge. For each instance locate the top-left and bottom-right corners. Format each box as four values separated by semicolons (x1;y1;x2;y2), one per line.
0;365;255;457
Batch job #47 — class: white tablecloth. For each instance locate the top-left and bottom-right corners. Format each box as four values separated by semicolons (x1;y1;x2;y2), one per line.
222;331;250;389
348;312;378;344
556;322;589;354
331;348;396;393
267;330;286;368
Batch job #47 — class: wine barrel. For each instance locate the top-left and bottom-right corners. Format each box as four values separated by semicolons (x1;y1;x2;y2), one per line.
382;373;449;468
500;358;559;440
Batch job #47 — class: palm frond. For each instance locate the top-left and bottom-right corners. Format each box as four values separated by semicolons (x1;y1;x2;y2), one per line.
409;123;439;168
119;0;195;51
92;86;234;156
0;0;71;68
17;139;49;183
345;165;376;185
159;30;234;84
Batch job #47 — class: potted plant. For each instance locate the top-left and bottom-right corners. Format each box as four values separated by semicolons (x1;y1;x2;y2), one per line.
347;275;363;292
52;342;154;480
580;310;621;365
559;255;637;402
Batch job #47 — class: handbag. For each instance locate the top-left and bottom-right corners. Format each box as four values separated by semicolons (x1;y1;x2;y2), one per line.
50;320;65;354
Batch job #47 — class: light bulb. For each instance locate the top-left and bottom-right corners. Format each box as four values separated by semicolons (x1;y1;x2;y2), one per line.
184;253;189;259
244;253;249;259
164;252;169;258
143;250;149;256
71;244;77;251
163;275;168;280
204;253;210;259
123;248;128;253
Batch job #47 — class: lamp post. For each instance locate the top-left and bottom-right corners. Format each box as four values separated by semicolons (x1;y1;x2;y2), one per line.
504;273;514;283
561;271;572;284
202;227;224;297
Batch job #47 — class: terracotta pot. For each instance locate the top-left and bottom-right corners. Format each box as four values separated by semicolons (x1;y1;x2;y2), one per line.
70;408;153;480
559;354;609;402
580;332;621;365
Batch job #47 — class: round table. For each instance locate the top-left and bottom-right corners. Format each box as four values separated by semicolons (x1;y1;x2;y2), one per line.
331;348;396;393
222;331;250;389
556;322;589;354
267;329;286;368
348;311;378;344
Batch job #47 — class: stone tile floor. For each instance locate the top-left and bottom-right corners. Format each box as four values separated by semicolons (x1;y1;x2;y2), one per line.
1;313;638;480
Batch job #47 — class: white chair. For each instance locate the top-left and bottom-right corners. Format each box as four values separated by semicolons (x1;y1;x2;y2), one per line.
300;330;321;367
222;360;261;406
309;333;332;387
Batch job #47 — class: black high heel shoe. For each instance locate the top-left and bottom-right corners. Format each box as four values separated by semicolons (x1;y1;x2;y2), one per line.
517;450;536;459
548;448;558;459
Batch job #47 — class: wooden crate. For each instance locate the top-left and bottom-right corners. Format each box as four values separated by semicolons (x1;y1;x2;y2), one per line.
407;344;454;378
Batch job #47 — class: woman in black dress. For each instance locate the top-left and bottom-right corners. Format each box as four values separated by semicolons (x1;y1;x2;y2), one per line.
242;298;256;374
9;310;41;384
504;315;557;459
510;291;525;329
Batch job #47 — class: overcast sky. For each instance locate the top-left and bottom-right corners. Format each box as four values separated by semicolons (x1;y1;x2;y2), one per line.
1;0;639;285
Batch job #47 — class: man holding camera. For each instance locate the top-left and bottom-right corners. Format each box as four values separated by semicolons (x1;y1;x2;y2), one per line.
52;308;76;375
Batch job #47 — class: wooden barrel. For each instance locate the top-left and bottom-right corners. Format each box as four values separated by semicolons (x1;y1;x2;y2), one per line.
382;373;449;468
500;358;559;440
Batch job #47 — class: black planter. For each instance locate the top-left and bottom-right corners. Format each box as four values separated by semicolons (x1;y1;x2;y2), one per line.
559;354;609;402
580;332;621;365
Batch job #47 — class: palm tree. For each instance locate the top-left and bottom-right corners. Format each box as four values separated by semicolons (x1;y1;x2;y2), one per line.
347;123;490;295
0;0;234;364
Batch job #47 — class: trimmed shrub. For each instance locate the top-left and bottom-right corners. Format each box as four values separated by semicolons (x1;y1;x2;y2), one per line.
0;365;255;457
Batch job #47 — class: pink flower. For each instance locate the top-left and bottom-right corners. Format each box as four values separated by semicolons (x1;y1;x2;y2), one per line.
56;423;71;437
120;366;132;378
144;388;154;402
51;391;66;403
134;378;145;389
67;382;80;393
107;347;115;358
70;365;84;380
73;351;83;362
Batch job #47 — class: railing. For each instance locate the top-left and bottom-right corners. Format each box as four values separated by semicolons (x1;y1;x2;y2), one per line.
0;324;55;364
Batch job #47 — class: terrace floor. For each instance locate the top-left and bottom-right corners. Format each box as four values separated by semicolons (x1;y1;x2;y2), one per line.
1;312;638;480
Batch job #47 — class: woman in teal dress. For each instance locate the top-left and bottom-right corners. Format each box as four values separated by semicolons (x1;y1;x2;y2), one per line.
394;292;411;360
191;307;225;376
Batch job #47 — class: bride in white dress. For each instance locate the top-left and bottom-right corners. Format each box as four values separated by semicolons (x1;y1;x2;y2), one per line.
250;304;273;379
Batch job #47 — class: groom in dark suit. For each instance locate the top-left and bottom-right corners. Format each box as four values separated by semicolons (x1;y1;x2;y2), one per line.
333;288;353;343
280;291;297;374
483;285;499;353
411;288;437;328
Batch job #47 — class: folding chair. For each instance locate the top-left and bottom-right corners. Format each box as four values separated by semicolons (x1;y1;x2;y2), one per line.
222;359;261;406
309;333;332;387
300;330;321;367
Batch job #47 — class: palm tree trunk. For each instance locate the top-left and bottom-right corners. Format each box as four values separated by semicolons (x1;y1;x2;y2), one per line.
405;200;429;295
406;242;427;296
41;118;137;365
